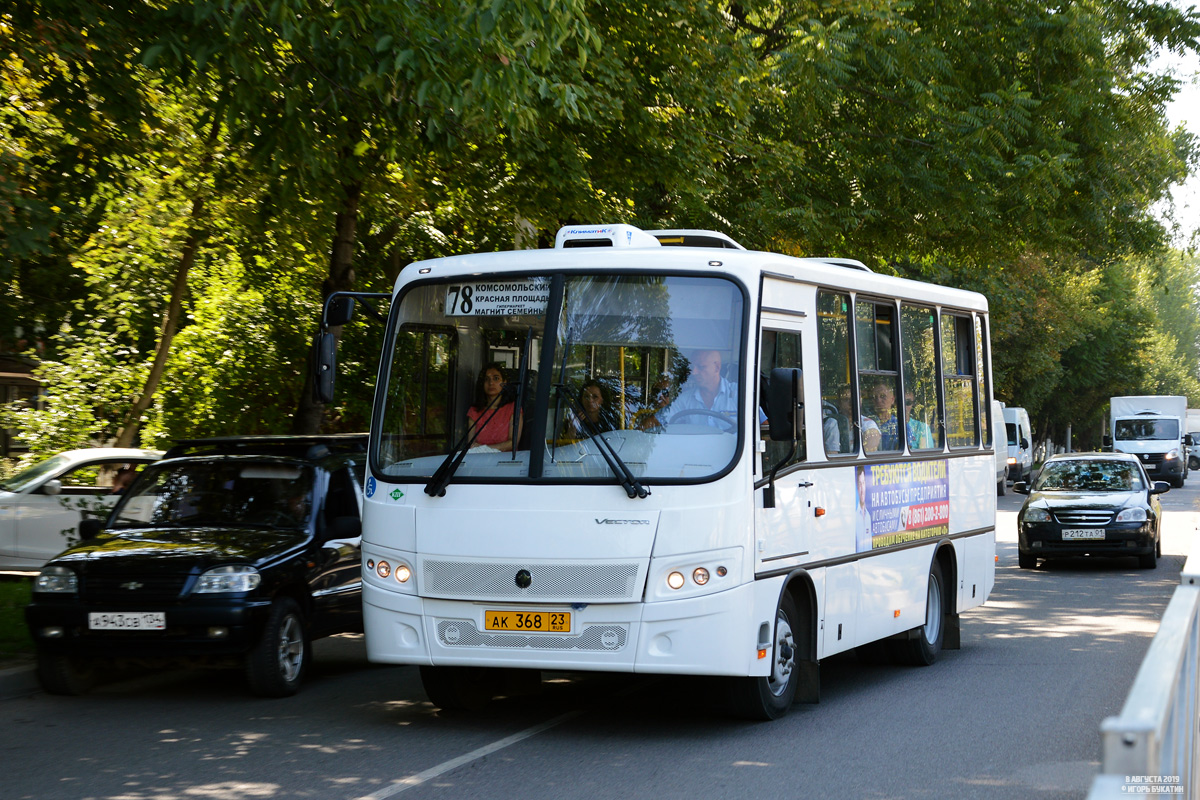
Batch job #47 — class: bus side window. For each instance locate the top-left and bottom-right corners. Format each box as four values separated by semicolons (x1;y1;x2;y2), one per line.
941;314;978;447
759;329;804;472
817;291;858;456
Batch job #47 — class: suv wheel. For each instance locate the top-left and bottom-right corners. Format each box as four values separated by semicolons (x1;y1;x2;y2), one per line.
36;651;95;695
245;598;310;697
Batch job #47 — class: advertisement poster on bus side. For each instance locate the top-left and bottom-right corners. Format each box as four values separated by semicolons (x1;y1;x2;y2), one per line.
855;460;950;552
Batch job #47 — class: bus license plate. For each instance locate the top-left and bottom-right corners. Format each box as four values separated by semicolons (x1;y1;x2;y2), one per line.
1061;529;1106;540
484;610;571;633
88;612;166;630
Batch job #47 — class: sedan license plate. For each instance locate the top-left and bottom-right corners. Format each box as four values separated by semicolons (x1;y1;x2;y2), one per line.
88;612;166;631
1061;528;1106;541
484;610;571;633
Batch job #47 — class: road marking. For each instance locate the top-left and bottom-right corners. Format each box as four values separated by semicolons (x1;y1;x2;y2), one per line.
355;708;586;799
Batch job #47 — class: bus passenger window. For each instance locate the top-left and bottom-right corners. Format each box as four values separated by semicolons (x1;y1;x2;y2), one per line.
941;314;978;447
901;305;941;451
857;300;901;453
817;292;859;456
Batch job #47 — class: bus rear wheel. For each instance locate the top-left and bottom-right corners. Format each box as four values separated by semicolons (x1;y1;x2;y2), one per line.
897;561;946;666
726;593;799;720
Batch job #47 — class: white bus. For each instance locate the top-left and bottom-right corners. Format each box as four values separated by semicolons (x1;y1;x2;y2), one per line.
325;223;997;720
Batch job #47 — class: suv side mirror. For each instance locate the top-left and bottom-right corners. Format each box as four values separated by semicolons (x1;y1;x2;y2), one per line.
78;518;105;539
41;479;62;496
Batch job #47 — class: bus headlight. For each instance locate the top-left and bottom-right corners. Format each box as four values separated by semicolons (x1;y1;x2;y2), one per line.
649;547;742;601
364;549;416;594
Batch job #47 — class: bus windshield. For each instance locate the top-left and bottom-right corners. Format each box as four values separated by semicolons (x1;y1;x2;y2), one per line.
373;272;746;484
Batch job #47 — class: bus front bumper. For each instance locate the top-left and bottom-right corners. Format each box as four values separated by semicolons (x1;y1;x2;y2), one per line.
362;580;778;678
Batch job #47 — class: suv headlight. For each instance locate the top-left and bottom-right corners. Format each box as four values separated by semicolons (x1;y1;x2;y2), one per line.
1024;508;1051;523
1116;507;1148;522
33;565;77;594
195;565;261;593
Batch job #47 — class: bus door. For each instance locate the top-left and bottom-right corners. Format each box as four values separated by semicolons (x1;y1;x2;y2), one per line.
754;309;815;571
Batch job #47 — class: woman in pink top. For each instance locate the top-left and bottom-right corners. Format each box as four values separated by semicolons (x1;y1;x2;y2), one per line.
466;363;522;451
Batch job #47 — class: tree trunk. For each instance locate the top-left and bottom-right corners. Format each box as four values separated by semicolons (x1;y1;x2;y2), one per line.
113;197;206;448
291;179;362;434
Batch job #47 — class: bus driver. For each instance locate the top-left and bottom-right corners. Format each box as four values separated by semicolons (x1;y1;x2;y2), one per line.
662;349;738;428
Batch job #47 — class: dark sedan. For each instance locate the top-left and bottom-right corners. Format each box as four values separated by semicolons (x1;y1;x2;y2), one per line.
1014;452;1168;570
25;435;366;697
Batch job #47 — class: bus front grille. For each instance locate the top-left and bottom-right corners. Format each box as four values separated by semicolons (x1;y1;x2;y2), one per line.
423;560;641;602
436;619;628;651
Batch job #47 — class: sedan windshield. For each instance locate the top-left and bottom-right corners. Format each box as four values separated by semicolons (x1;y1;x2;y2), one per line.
0;454;70;493
109;460;315;529
1034;460;1144;492
374;272;746;485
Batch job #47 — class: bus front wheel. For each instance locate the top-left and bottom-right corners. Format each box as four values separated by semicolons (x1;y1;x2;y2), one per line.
420;665;498;711
726;593;800;720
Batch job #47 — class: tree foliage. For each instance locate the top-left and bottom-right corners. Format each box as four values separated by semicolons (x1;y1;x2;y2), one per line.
2;0;1200;458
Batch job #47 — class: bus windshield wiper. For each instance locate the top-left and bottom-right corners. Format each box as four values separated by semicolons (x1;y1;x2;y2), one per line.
424;408;491;497
559;385;650;499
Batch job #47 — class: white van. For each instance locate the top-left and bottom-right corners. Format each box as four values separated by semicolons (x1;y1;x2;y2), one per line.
1003;406;1033;483
992;400;1008;495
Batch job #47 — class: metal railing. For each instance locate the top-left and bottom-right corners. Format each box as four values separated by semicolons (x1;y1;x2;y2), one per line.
1087;540;1200;799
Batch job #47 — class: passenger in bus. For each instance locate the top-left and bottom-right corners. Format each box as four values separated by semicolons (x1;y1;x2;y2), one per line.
636;373;675;430
905;390;935;449
868;381;902;450
562;379;616;439
467;362;523;451
661;349;737;427
833;385;880;454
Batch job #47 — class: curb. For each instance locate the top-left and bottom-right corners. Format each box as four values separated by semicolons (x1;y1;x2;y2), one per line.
0;661;38;699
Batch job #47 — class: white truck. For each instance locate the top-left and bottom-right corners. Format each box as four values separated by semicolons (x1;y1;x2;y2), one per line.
1107;395;1191;487
1188;408;1200;470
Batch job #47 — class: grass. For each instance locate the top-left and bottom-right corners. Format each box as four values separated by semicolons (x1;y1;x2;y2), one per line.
0;577;35;664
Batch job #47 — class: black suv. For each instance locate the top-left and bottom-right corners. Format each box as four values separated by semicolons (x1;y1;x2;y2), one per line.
25;435;367;697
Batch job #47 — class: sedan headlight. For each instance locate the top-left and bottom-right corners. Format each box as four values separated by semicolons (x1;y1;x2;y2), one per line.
195;565;261;593
33;565;77;594
1023;508;1051;523
1116;507;1148;522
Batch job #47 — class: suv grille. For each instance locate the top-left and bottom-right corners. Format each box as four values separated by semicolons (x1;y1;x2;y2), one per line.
82;571;191;604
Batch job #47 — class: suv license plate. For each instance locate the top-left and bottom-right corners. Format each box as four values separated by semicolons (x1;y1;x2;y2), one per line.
484;610;571;633
88;612;166;630
1061;529;1106;540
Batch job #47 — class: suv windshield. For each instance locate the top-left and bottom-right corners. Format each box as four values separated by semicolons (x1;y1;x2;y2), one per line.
374;272;746;484
109;459;315;529
1034;460;1144;492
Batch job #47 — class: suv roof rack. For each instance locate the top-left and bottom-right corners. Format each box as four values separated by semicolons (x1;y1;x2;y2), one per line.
163;434;368;461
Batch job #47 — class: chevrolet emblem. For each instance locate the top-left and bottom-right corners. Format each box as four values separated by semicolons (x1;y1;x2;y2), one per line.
120;581;143;590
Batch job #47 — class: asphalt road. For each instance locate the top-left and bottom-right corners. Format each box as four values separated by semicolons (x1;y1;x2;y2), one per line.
2;480;1196;800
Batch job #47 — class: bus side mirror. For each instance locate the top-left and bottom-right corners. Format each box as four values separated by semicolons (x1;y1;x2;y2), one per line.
314;332;337;404
326;296;357;327
767;368;802;441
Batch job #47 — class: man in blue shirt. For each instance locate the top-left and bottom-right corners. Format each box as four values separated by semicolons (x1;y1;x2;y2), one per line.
664;349;738;428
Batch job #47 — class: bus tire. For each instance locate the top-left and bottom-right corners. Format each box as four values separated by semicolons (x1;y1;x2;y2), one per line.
420;666;498;711
898;561;946;666
726;593;799;720
245;597;309;697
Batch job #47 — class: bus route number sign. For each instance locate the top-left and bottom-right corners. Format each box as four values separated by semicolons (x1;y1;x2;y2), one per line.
444;280;550;317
